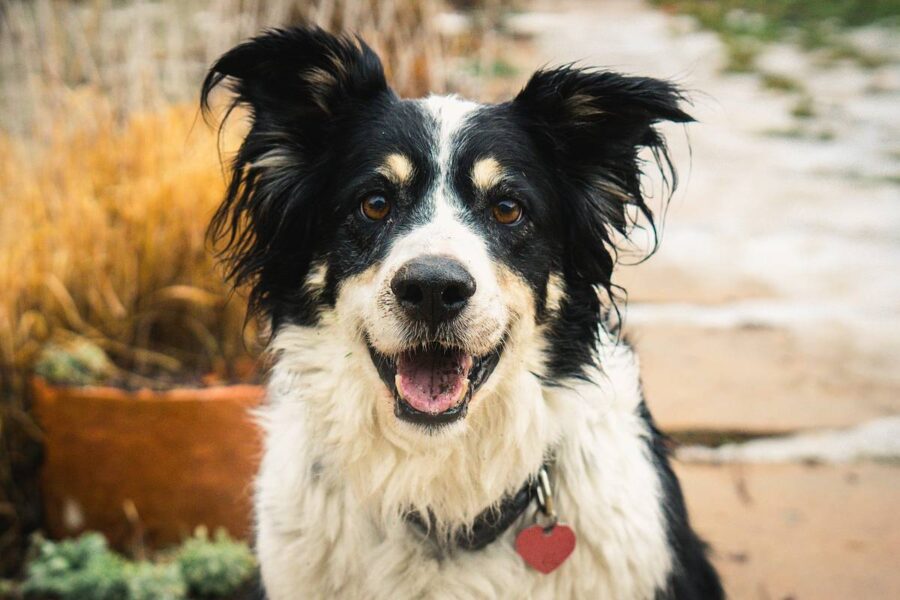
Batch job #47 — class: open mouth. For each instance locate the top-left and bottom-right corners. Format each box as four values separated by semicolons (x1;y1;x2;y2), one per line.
367;342;503;427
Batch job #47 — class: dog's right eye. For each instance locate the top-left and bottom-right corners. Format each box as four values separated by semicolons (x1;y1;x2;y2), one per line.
360;195;391;221
491;199;524;226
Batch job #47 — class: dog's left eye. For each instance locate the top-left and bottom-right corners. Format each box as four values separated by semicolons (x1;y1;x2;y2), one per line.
491;199;524;225
360;194;391;221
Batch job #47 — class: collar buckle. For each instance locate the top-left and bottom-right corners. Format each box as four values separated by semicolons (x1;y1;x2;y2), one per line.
533;465;558;529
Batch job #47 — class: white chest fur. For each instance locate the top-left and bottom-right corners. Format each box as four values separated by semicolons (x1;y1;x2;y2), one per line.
254;324;673;599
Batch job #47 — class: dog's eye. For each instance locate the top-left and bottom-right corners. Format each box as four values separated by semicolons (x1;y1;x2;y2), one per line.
491;199;523;225
361;195;391;221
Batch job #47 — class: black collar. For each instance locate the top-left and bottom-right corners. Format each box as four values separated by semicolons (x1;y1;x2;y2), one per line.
405;470;541;552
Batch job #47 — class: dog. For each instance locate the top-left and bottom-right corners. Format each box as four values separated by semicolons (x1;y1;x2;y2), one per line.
202;26;723;600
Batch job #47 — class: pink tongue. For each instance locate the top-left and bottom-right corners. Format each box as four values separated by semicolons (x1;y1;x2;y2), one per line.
395;349;472;414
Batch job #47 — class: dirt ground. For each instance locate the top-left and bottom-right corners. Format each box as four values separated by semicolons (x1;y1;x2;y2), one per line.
677;462;900;599
495;1;900;597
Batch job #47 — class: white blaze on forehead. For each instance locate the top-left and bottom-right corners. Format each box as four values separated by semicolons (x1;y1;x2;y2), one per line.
422;95;480;218
423;94;479;172
384;95;484;272
412;95;486;267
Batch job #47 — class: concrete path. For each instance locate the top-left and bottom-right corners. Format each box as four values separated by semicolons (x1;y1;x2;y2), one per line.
495;1;900;596
505;0;900;434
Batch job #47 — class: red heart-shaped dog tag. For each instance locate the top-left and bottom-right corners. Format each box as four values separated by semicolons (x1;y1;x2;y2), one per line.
515;524;576;574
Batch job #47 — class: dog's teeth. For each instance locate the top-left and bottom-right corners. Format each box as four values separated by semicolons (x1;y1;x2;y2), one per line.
394;374;403;392
458;379;469;401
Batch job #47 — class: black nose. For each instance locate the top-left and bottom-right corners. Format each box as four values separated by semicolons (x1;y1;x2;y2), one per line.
391;256;476;327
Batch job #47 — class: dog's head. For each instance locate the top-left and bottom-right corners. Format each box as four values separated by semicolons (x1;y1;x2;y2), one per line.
203;27;690;437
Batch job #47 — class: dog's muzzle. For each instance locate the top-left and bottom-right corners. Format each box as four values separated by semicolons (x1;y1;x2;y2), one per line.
367;256;503;428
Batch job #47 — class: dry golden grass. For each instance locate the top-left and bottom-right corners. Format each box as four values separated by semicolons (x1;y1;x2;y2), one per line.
0;0;454;139
0;99;251;392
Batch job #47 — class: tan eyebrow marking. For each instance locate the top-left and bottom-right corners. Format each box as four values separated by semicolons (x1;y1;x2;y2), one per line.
378;153;415;185
471;156;505;192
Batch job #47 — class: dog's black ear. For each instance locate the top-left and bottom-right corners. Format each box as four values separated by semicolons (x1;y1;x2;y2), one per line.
201;28;392;324
202;26;391;131
512;67;692;287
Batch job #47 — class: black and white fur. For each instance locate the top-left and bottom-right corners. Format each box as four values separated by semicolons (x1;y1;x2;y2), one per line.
202;27;723;599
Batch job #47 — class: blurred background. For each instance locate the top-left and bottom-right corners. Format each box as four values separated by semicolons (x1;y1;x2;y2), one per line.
1;0;898;598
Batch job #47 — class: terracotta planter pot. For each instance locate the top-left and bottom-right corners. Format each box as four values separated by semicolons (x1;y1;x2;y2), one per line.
31;377;265;550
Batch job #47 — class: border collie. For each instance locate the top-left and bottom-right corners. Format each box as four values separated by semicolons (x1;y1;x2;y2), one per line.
202;27;723;599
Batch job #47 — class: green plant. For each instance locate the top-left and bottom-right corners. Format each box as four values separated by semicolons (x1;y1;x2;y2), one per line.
20;531;256;599
652;0;900;70
22;533;128;600
175;528;257;598
125;562;186;600
652;0;899;37
0;579;19;597
33;340;113;386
